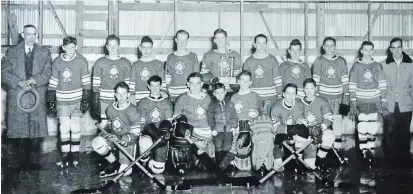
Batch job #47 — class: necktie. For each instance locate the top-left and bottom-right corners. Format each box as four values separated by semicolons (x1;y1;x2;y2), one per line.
27;48;32;57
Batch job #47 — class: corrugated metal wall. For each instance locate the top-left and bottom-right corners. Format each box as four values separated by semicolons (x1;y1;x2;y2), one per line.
2;0;413;136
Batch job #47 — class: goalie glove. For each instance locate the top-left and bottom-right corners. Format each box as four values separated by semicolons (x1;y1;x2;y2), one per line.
80;89;91;113
311;125;323;145
46;90;57;116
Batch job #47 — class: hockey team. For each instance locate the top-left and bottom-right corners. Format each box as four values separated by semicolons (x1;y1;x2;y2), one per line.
44;29;413;179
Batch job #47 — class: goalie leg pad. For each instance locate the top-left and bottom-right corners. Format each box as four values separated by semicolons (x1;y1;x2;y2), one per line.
149;145;168;174
70;117;82;152
170;138;194;174
59;117;71;153
252;131;274;170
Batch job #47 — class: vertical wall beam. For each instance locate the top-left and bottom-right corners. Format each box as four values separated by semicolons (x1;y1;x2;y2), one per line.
5;0;10;45
75;0;84;48
108;0;119;36
304;1;309;63
240;0;244;61
368;2;372;41
38;1;44;45
316;2;325;57
174;0;179;33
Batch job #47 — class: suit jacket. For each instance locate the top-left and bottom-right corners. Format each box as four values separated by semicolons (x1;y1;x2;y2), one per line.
1;42;52;138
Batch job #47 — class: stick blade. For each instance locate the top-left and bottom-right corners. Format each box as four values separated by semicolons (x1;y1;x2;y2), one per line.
71;180;115;194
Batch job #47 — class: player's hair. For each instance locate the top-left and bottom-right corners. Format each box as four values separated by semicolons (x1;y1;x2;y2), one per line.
147;75;162;85
286;39;302;59
214;28;228;37
357;41;374;61
63;36;77;46
23;24;37;31
187;72;203;82
386;37;404;59
175;29;190;39
114;81;130;93
303;78;317;88
254;34;267;43
282;83;298;94
212;82;226;91
236;70;252;81
105;34;120;46
320;37;336;55
141;36;153;45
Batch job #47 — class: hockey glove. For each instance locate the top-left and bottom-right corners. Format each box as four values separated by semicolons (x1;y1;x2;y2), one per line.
274;134;293;146
287;124;310;138
91;92;101;120
159;120;173;141
311;125;323;145
46;90;57;116
339;104;350;116
80;89;91;113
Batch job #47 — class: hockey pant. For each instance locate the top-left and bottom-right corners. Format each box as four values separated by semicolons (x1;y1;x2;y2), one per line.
57;104;83;153
138;135;168;174
169;136;194;174
92;136;136;176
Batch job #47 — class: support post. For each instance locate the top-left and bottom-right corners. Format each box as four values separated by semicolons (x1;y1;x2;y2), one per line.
108;0;119;36
240;0;244;61
316;2;325;57
9;13;19;45
46;1;68;37
304;0;308;63
38;1;44;45
75;0;84;48
174;0;179;32
259;11;285;62
368;2;372;41
5;0;10;45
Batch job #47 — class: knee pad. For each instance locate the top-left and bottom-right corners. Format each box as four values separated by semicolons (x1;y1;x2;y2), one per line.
92;136;109;155
59;117;71;140
321;130;335;147
70;118;82;134
139;135;153;156
148;159;165;174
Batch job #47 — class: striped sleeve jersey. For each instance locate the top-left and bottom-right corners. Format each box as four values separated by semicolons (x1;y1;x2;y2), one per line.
201;50;242;78
105;102;142;140
130;59;167;102
270;99;305;134
48;53;91;106
349;60;387;104
230;90;260;121
312;55;349;99
243;54;282;100
137;96;173;128
165;52;199;98
279;59;312;98
301;96;333;129
92;56;131;104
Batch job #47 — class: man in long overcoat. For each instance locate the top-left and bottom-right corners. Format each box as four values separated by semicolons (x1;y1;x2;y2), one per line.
1;24;52;170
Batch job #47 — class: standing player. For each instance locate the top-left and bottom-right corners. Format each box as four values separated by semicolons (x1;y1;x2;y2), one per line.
301;78;336;170
48;36;91;168
271;83;305;171
137;75;173;127
92;35;131;124
312;37;349;150
230;70;260;171
279;39;311;99
349;41;387;164
201;29;242;90
130;36;167;103
165;30;200;101
243;34;282;115
173;73;214;169
92;82;141;178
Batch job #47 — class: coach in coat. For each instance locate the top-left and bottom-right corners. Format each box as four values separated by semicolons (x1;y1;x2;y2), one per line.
1;25;52;169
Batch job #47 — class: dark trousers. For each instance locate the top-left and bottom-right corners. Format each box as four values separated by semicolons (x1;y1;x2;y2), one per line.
383;103;412;168
214;132;233;152
5;137;43;169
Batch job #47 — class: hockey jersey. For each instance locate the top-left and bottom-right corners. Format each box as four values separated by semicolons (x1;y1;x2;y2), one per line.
349;60;387;104
49;53;91;106
137;96;173;128
301;96;333;128
105;102;141;142
230;90;260;121
243;54;282;100
165;52;199;98
312;55;349;99
130;59;167;102
279;59;312;98
270;99;305;134
201;50;242;78
173;92;212;140
92;56;131;103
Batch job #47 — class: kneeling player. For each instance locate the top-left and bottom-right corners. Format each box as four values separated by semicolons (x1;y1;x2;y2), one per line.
92;82;141;178
302;78;336;170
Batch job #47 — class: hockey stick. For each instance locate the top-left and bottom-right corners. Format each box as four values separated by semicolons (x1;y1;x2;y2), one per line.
282;141;352;188
71;127;165;193
331;147;349;165
259;139;313;184
184;136;261;187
